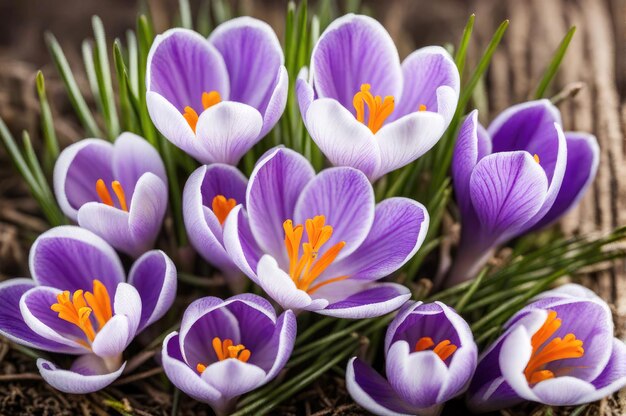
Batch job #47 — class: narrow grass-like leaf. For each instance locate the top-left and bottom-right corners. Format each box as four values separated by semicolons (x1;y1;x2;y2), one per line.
534;26;576;99
92;15;120;139
179;0;193;29
35;71;60;174
455;14;475;81
46;32;102;137
113;40;138;133
81;41;102;114
196;0;213;36
211;0;231;24
126;30;139;96
136;15;158;147
455;266;488;312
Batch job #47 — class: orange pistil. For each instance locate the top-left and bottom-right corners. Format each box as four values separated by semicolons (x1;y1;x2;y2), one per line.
96;179;129;212
212;195;237;225
196;337;251;374
523;310;585;384
353;84;395;133
415;337;458;361
533;154;540;164
50;279;113;344
283;216;348;294
183;90;222;132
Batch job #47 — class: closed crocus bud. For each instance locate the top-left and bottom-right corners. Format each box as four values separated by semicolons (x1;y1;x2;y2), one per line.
448;101;599;286
346;302;478;416
467;284;626;412
54;132;168;258
161;294;296;416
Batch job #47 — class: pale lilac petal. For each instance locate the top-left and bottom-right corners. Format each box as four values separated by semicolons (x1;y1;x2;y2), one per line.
162;332;222;403
255;255;327;312
393;46;460;124
373;111;446;180
386;341;448;408
209;17;283;111
262;310;297;381
294;167;375;260
499;325;541;402
531;377;596;405
328;198;428;280
318;282;410;319
112;132;167;198
128;250;177;332
29;226;124;294
0;279;78;353
303;99;380;178
246;148;315;262
259;65;288;137
533;132;599;229
91;315;131;358
201;359;266;399
296;68;314;123
346;357;415;416
469;152;548;244
310;14;402;110
37;356;125;394
195;101;263;165
127;173;169;255
53;139;114;221
223;205;263;281
76;204;135;256
586;338;626;401
147;28;229;111
112;283;142;340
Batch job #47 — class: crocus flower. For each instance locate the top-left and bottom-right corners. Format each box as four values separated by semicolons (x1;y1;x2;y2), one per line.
346;301;477;416
146;17;288;165
161;294;296;415
467;284;626;412
297;14;459;181
448;100;599;285
183;164;248;292
0;226;177;393
54;132;168;258
223;147;428;317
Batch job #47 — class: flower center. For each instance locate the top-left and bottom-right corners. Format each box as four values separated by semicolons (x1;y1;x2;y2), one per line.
353;84;395;134
283;215;348;294
524;310;585;385
50;279;112;347
196;337;251;374
212;195;237;225
414;337;458;361
182;91;222;132
96;179;128;211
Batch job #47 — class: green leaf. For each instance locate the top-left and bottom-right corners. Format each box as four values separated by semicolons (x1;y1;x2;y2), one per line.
35;71;60;174
455;14;475;82
179;0;193;29
92;15;120;139
534;26;576;99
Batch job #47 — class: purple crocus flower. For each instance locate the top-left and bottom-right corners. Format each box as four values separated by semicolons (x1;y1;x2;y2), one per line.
146;17;288;165
0;226;177;393
54;132;168;258
346;301;477;416
448;100;599;285
297;14;459;181
223;147;429;318
161;294;296;415
183;164;248;292
467;284;626;412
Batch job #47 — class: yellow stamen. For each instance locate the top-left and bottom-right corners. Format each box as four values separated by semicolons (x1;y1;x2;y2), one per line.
212;195;237;225
524;310;585;384
419;104;427;112
96;179;114;207
352;84;395;133
182;90;222;132
196;363;207;373
198;337;251;373
111;181;128;212
50;280;112;344
414;337;458;362
283;216;347;293
533;153;540;164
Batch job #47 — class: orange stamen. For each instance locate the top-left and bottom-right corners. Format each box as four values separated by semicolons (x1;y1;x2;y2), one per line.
352;84;395;133
533;154;540;164
199;337;251;373
96;179;114;207
50;280;112;344
111;181;128;212
183;106;199;132
283;216;347;293
182;90;222;132
414;337;458;362
524;310;585;384
212;195;237;225
419;104;427;112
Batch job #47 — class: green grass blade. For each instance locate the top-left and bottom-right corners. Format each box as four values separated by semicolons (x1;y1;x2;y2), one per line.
126;30;139;96
35;71;60;174
113;40;138;133
46;32;102;137
534;26;576;99
455;14;475;82
92;15;120;139
81;41;102;114
179;0;193;29
136;14;158;146
196;0;212;36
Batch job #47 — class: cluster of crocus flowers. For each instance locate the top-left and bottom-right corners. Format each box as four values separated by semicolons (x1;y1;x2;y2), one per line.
54;132;168;257
0;226;176;393
448;100;599;285
346;301;478;415
297;14;460;181
468;284;626;412
223;147;429;317
146;17;287;166
161;294;296;415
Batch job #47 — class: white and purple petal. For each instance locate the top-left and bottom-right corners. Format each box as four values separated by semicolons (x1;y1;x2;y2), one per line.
37;355;125;394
